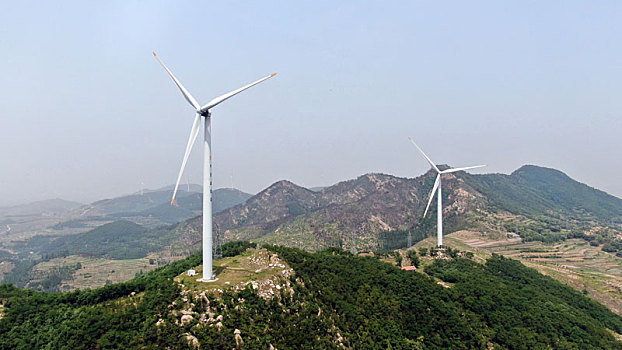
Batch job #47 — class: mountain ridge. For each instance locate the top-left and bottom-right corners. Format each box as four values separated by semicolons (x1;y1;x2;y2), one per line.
0;198;83;217
167;164;622;254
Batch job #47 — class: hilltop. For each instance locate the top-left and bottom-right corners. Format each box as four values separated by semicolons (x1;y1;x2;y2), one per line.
1;244;621;348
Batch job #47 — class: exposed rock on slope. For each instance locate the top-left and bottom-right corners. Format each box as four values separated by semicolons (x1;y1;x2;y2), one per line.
175;165;622;253
180;170;489;252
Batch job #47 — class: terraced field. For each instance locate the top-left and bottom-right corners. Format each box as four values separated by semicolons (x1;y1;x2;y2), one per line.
29;252;193;291
424;231;622;314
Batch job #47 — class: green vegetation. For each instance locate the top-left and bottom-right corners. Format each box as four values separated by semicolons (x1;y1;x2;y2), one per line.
1;246;621;348
29;265;75;293
467;165;622;223
44;220;182;260
2;220;184;290
286;202;306;216
394;252;403;266
456;235;622;315
2;259;39;288
220;240;255;258
503;218;568;243
50;217;108;230
426;254;622;348
211;188;252;213
113;199;198;224
407;250;420;267
377;228;427;253
460;166;622;250
271;246;622;348
0;253;202;349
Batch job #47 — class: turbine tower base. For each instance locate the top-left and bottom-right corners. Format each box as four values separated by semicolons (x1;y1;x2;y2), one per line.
197;277;218;283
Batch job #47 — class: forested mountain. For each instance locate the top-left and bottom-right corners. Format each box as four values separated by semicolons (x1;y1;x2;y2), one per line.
44;220;164;260
466;165;622;221
1;245;620;349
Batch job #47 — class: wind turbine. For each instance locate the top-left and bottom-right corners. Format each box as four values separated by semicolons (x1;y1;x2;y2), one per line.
408;137;487;248
154;52;276;281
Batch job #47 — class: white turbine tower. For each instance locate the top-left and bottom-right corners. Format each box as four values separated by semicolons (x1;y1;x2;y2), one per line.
154;52;276;281
408;137;488;248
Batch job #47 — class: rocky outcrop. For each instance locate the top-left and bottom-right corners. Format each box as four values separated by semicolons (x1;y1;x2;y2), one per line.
178;170;490;252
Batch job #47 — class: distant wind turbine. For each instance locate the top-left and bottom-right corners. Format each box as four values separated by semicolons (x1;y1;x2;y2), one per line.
408;137;488;248
154;52;276;281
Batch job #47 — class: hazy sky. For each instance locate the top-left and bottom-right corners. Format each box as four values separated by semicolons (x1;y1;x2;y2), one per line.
1;1;621;205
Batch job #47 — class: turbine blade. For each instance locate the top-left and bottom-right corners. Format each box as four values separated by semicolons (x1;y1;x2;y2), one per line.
171;113;202;204
423;175;441;218
153;52;201;110
441;164;489;174
408;137;440;173
200;73;277;112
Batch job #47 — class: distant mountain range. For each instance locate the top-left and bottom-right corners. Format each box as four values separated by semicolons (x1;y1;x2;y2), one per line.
1;186;252;226
0;187;253;270
103;188;253;225
46;187;253;230
163;165;622;253
34;188;256;262
0;198;82;218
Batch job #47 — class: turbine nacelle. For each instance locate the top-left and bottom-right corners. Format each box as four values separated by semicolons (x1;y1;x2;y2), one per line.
153;52;276;204
154;52;276;282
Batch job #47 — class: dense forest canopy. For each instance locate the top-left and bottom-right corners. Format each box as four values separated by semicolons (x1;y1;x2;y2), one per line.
1;244;621;348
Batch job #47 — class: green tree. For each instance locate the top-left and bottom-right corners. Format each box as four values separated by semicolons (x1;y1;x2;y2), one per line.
394;253;403;267
407;250;419;267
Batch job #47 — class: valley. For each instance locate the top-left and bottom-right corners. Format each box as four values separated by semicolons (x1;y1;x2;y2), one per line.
0;187;251;290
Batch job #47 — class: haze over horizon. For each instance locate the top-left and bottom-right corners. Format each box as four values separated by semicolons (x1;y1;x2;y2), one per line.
1;1;621;206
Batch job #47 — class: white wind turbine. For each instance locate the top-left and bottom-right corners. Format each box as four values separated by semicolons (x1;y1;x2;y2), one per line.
408;137;488;248
154;52;276;281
